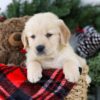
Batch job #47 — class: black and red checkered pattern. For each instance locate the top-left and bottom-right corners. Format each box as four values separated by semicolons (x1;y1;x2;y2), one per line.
0;64;75;100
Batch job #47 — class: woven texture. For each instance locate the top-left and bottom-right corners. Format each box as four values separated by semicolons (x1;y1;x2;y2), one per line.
0;17;89;100
65;65;89;100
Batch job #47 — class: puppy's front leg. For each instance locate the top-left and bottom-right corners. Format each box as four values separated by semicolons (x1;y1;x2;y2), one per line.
63;60;82;83
26;61;42;83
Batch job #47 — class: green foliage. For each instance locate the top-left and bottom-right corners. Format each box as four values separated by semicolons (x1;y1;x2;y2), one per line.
88;53;100;86
6;0;21;18
21;1;37;16
47;0;71;17
77;6;100;31
1;0;100;31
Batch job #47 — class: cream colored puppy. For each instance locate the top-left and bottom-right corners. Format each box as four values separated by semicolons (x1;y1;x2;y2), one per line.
22;12;86;83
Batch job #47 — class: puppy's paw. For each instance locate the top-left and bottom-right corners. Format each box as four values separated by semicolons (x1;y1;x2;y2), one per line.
63;64;82;83
27;71;42;83
26;61;43;83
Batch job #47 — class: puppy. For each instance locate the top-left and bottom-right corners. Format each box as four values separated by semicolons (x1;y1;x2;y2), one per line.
22;12;86;83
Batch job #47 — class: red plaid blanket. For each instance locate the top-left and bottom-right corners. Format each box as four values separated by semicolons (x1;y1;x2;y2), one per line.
0;64;75;100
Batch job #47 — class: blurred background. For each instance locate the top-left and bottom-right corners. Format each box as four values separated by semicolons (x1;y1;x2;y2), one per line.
0;0;100;100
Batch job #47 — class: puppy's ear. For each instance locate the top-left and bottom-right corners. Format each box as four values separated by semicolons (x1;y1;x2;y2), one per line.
58;20;71;45
21;31;29;50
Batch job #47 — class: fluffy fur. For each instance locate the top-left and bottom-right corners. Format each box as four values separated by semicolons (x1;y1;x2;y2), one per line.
22;12;86;83
0;16;30;66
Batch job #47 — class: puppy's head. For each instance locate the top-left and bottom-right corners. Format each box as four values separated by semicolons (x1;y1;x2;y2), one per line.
22;12;71;59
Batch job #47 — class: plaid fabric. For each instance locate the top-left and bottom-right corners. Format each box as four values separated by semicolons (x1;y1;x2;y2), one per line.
0;64;75;100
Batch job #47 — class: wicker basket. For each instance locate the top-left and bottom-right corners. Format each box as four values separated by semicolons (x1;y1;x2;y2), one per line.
65;65;89;100
0;17;89;100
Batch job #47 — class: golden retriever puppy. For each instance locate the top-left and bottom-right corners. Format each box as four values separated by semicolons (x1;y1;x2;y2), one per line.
22;12;86;83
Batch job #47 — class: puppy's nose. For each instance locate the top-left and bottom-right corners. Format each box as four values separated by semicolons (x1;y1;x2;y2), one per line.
36;45;45;53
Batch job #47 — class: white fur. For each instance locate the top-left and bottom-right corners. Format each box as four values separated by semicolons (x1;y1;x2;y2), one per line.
22;12;86;83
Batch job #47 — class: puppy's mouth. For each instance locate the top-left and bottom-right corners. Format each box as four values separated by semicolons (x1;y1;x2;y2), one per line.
36;51;48;60
36;50;56;60
37;51;46;56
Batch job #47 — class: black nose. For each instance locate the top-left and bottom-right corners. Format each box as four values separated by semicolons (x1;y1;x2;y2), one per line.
36;45;45;53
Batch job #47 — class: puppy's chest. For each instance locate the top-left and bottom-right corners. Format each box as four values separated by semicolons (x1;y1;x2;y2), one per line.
41;56;65;69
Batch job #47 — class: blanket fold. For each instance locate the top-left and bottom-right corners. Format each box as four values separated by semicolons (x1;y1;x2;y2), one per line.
0;64;74;100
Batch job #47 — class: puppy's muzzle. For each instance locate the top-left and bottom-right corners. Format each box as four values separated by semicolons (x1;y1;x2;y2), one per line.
36;45;45;55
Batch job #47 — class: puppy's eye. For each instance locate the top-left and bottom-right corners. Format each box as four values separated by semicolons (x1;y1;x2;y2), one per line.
31;35;35;39
46;33;53;38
